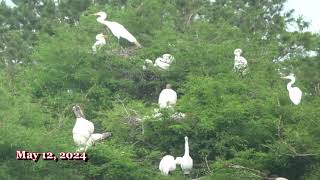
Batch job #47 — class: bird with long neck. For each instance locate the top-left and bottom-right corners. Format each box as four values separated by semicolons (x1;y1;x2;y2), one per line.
72;105;112;152
92;11;141;48
281;73;302;105
176;136;193;175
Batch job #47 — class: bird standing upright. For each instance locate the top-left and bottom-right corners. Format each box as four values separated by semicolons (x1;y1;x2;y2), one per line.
233;48;248;74
92;11;141;48
176;136;193;175
281;73;302;105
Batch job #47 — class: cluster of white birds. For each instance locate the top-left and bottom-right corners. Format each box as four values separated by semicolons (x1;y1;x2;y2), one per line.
77;11;297;178
159;136;193;175
233;48;302;105
143;54;175;70
72;105;112;152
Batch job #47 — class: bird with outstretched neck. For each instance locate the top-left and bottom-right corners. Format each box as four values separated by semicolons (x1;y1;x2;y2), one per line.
92;11;142;48
176;136;193;175
281;73;302;105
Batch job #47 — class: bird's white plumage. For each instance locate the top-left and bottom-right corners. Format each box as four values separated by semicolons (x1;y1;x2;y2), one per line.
92;33;106;52
72;105;111;152
143;54;174;70
154;54;174;70
94;11;141;47
158;87;177;109
176;136;193;175
159;155;178;175
145;59;153;64
154;57;170;70
275;178;288;180
233;48;248;73
282;73;302;105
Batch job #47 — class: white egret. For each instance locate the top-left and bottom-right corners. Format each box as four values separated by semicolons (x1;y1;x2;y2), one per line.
92;11;141;47
159;155;179;175
154;54;174;70
176;136;193;175
281;73;302;105
158;84;177;109
72;105;112;152
233;48;248;74
143;54;174;70
92;33;106;52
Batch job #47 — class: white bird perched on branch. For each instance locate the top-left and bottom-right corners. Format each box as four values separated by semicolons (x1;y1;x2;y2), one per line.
281;73;302;105
233;48;248;74
159;155;179;175
92;11;142;48
158;84;177;109
176;136;193;175
72;105;112;152
92;33;106;52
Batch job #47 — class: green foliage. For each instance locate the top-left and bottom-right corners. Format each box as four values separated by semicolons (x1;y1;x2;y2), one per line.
1;0;320;179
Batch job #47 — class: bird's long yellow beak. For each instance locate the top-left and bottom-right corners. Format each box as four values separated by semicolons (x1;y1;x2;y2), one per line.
90;13;97;16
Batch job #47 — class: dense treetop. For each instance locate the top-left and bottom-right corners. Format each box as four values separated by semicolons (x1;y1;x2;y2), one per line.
1;0;319;179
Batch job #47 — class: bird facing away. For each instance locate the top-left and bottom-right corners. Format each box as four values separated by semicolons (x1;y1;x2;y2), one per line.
72;105;112;152
92;11;141;47
92;33;106;52
159;155;179;175
176;136;193;175
233;48;248;74
158;84;177;109
281;73;302;105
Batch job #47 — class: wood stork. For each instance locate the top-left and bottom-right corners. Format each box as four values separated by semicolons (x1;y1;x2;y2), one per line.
92;11;141;47
281;73;302;105
72;105;112;152
159;155;179;175
158;84;177;109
